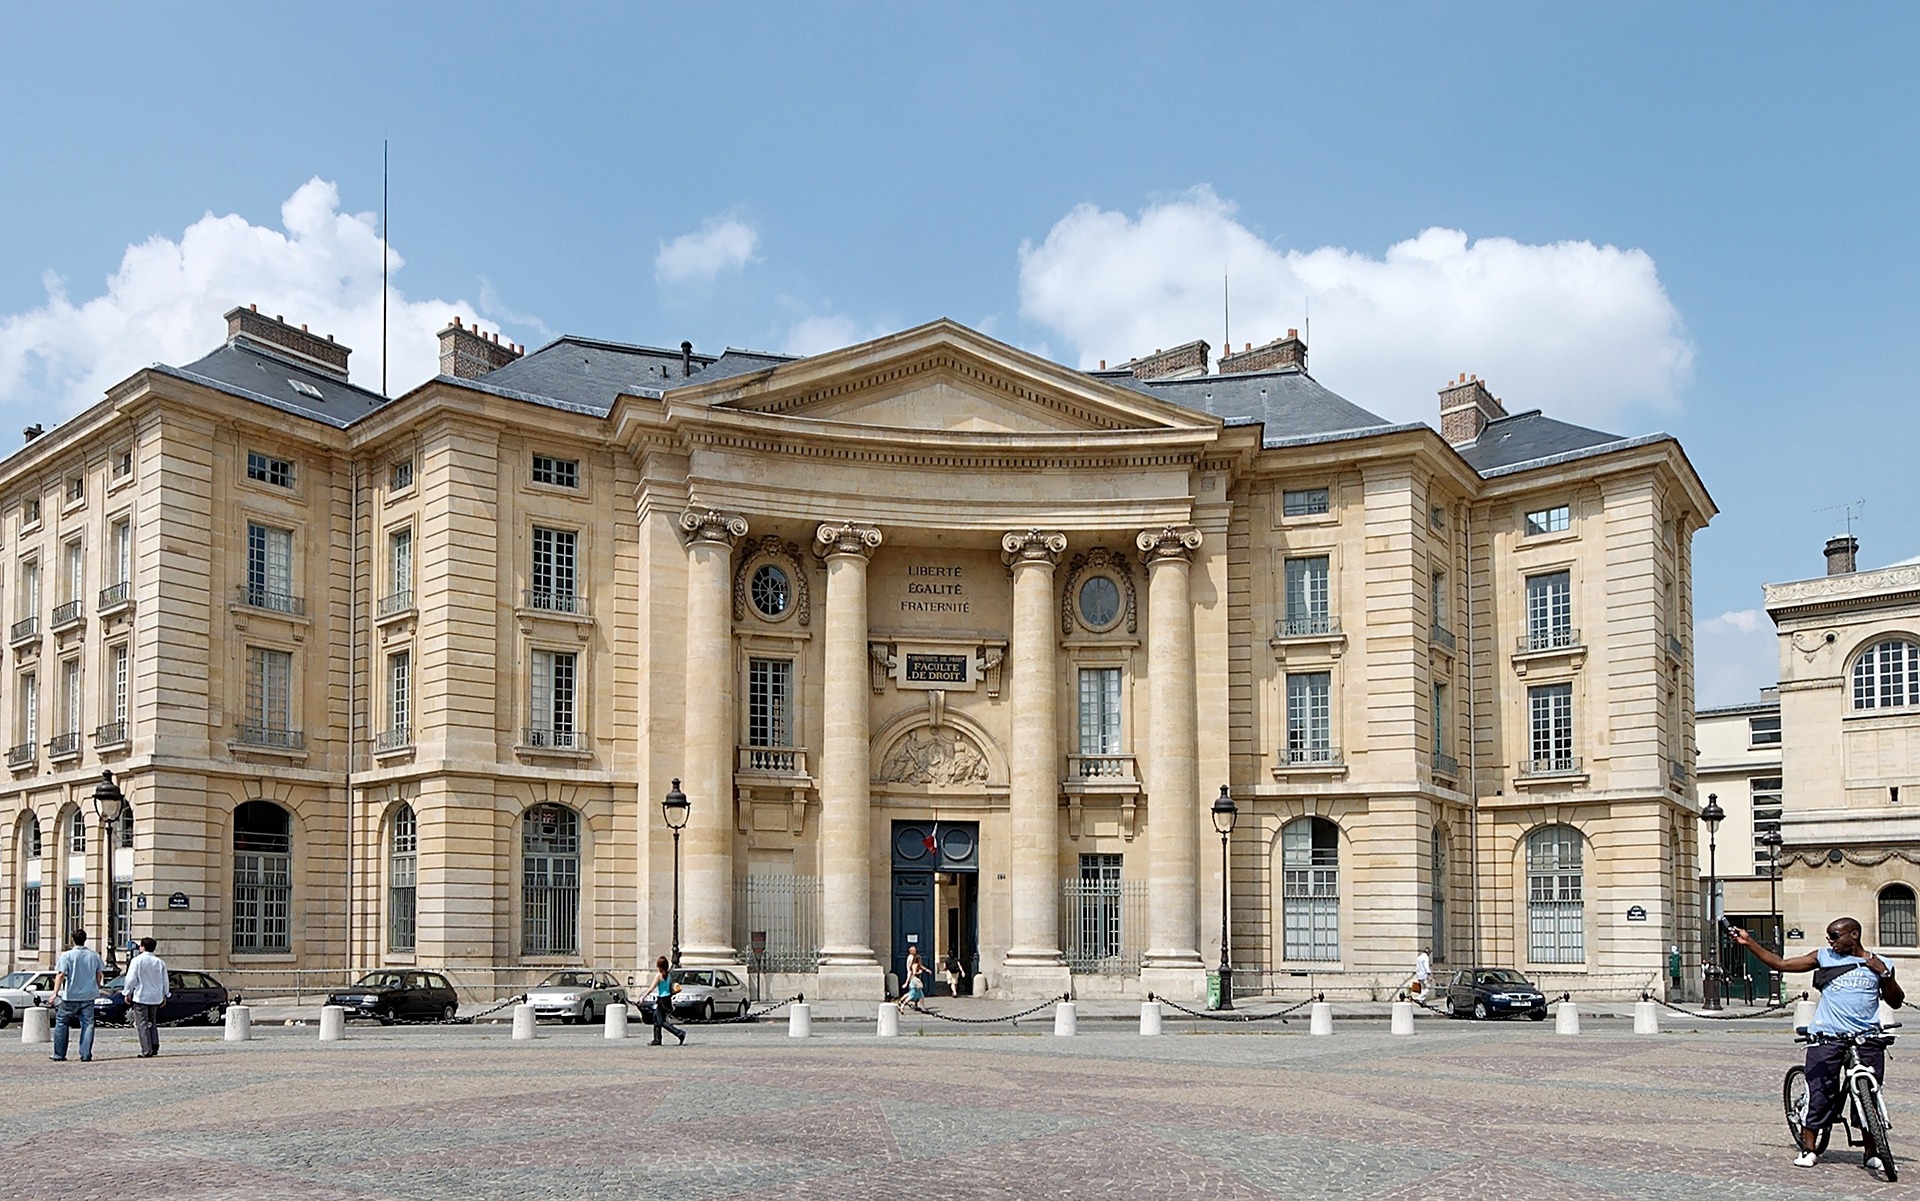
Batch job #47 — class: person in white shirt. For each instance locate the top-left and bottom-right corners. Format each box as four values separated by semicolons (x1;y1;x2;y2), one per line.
1413;948;1433;999
124;937;170;1058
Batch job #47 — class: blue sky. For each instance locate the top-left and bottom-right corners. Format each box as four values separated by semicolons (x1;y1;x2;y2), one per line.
2;3;1914;704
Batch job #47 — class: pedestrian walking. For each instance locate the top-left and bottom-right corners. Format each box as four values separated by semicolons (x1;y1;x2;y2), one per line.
125;937;170;1058
899;946;929;1013
1412;948;1432;999
49;927;105;1062
648;956;685;1046
1669;944;1683;996
943;952;967;997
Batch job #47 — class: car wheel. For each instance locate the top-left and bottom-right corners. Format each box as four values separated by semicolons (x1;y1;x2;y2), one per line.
1472;999;1491;1021
582;1002;595;1025
441;1003;457;1022
0;1001;11;1029
702;999;715;1023
1529;1008;1547;1021
379;1006;398;1026
739;1000;751;1019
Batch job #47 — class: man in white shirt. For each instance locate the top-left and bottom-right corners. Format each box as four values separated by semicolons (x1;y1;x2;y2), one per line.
1413;948;1433;999
124;937;170;1058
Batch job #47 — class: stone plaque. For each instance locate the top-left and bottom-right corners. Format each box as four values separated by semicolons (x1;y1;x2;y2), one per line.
904;653;969;685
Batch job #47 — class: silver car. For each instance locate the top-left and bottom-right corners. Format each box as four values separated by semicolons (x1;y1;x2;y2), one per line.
526;969;628;1024
640;968;750;1023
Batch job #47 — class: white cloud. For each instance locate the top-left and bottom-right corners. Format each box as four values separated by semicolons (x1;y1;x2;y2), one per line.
654;217;760;288
0;178;492;415
780;313;893;357
1017;186;1694;428
1696;609;1779;707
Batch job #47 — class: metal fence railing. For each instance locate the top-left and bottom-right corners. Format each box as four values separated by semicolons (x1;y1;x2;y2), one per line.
733;874;821;973
1060;878;1148;975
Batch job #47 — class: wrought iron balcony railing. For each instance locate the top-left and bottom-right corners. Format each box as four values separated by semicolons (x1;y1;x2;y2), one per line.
50;599;83;630
376;590;415;619
524;590;587;617
1431;624;1456;651
93;721;128;748
1516;627;1581;654
1519;756;1583;777
98;581;131;613
523;726;587;751
235;724;304;750
237;587;306;617
373;726;413;753
47;732;81;759
1275;615;1339;639
1282;745;1343;766
10;616;39;645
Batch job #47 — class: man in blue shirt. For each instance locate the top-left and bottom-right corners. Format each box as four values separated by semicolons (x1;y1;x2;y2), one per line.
1734;918;1905;1171
50;927;106;1062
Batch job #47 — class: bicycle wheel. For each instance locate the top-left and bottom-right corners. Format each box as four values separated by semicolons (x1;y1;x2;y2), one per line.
1784;1067;1832;1154
1853;1074;1897;1181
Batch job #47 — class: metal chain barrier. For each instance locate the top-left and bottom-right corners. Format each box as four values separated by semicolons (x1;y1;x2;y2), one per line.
1645;989;1807;1021
914;993;1071;1026
1150;991;1323;1024
702;994;802;1024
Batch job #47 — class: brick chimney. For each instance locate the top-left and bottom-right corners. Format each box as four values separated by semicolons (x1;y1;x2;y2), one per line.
1120;339;1211;381
437;316;524;379
225;305;351;380
1219;330;1308;375
1439;373;1507;445
1825;535;1859;576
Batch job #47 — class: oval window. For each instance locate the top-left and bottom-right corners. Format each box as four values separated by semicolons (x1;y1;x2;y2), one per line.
1078;576;1121;630
750;564;791;619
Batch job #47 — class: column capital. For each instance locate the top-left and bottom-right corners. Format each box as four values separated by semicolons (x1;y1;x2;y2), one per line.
680;508;749;548
814;522;883;560
1000;529;1067;568
1136;525;1202;566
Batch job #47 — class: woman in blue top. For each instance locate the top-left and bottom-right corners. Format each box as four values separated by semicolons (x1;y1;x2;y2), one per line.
649;956;686;1046
1733;918;1905;1170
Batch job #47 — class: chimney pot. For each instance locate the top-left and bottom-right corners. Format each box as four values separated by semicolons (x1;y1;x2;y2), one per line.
23;423;43;443
1825;535;1860;576
1287;328;1297;339
223;305;351;380
1098;359;1105;370
300;323;308;332
250;303;258;312
681;340;694;378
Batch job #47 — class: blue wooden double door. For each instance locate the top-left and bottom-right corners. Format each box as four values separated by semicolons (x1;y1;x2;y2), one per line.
890;821;978;996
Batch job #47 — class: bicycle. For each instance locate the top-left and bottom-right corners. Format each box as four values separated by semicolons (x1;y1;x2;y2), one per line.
1784;1023;1899;1180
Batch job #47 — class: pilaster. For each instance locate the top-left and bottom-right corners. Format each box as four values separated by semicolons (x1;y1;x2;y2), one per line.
1137;525;1206;999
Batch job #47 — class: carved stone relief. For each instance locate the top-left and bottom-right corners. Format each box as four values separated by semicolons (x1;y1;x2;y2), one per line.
877;727;991;787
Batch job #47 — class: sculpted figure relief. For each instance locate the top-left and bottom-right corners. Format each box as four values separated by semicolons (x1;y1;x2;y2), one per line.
879;728;991;786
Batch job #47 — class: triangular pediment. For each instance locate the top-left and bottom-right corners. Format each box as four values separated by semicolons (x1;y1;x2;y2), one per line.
676;319;1217;435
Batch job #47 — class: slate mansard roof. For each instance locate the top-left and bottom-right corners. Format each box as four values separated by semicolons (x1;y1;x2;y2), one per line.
1453;409;1644;476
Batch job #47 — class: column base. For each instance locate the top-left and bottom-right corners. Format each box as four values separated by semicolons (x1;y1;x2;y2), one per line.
994;962;1073;1000
1139;963;1207;1003
811;960;886;1000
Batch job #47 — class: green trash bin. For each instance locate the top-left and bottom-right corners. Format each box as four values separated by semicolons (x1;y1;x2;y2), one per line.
1206;972;1223;1011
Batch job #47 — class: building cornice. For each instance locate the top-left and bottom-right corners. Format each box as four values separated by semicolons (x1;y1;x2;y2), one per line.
1765;563;1920;618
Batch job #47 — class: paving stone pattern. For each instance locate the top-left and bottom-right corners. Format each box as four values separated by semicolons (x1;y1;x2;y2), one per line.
1;1020;1909;1199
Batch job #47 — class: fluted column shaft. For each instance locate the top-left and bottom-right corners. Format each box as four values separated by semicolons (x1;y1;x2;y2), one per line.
816;522;883;965
1003;529;1068;965
1140;526;1203;968
679;509;748;961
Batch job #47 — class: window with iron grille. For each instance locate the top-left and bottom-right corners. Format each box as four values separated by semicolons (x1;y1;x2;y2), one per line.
531;455;578;489
1076;854;1124;961
245;523;294;608
522;805;580;956
1431;824;1448;961
531;527;577;609
529;650;577;747
1078;667;1122;755
246;647;293;735
232;801;292;953
20;880;40;950
1528;683;1574;771
1282;817;1340;960
1282;487;1330;517
1881;885;1918;949
748;657;792;748
1524;504;1570;536
1285;672;1332;761
64;880;84;933
1525;571;1572;649
1526;825;1584;963
1283;556;1330;634
111;882;131;955
1853;639;1920;710
390;805;417;952
246;451;295;489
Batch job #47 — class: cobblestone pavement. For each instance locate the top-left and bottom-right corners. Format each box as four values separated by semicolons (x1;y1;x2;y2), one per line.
2;1016;1908;1199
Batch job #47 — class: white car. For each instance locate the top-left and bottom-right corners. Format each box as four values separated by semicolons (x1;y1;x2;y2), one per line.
525;969;628;1024
638;968;751;1023
0;970;56;1026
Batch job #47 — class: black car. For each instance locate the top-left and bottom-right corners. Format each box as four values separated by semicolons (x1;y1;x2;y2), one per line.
326;971;460;1024
1445;967;1548;1020
95;970;230;1025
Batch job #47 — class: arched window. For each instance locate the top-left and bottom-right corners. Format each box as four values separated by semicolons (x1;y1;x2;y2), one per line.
1431;824;1448;961
233;801;292;953
1281;817;1339;961
522;805;580;957
1881;884;1918;949
1526;825;1585;964
17;814;41;951
1855;639;1920;710
389;805;417;952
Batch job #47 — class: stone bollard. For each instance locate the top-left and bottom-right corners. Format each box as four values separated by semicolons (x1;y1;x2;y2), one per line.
1054;1001;1078;1036
1390;1000;1416;1035
1795;999;1816;1030
1556;1000;1581;1035
605;1002;628;1039
319;1005;346;1042
22;1005;51;1044
511;1003;537;1040
224;1005;252;1042
789;1002;811;1038
1309;1001;1333;1036
1634;1000;1660;1034
877;1004;899;1037
1139;1000;1162;1036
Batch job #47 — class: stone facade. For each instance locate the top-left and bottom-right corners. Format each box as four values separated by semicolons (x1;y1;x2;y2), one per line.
0;316;1712;1001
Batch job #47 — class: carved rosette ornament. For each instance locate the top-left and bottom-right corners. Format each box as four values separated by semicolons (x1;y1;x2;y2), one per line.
1135;525;1203;566
679;508;749;548
1000;529;1067;568
814;521;884;560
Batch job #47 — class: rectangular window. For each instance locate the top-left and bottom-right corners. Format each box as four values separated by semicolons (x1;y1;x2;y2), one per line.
61;540;82;604
1075;853;1124;962
1527;830;1585;963
1282;820;1340;961
110;516;131;585
1282;487;1330;517
112;448;133;480
747;657;793;749
70;809;86;853
20;881;40;950
19;671;37;745
388;651;411;736
1752;775;1783;870
110;643;129;725
1282;556;1331;635
389;528;413;595
390;808;417;953
529;650;578;748
59;658;80;736
1432;681;1448;756
1524;571;1573;650
245;647;293;736
1524;504;1571;536
232;850;291;952
246;451;295;489
531;455;579;489
65;476;83;504
530;527;578;612
1528;683;1575;772
1077;667;1122;755
1749;714;1781;747
245;523;295;611
111;882;131;955
19;557;39;618
65;881;84;934
1285;671;1334;763
21;498;39;526
1431;569;1447;628
390;459;413;491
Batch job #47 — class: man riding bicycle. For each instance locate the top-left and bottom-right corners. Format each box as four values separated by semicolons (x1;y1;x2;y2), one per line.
1732;917;1905;1169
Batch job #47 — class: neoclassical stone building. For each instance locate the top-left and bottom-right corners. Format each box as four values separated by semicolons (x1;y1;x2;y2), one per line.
0;310;1713;1000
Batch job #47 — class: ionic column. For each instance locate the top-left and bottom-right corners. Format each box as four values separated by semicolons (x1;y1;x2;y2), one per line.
679;508;748;963
1138;525;1205;981
813;521;885;997
1000;529;1071;991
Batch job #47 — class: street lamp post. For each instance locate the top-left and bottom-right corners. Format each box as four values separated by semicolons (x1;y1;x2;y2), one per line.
1759;827;1785;1004
1701;792;1725;1012
1211;785;1238;1011
661;779;689;969
90;770;127;976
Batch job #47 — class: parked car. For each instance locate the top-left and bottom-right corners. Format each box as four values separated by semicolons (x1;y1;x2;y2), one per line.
0;978;44;1028
526;970;628;1024
326;971;460;1024
1446;967;1549;1020
94;970;230;1025
0;970;58;1007
637;968;750;1023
